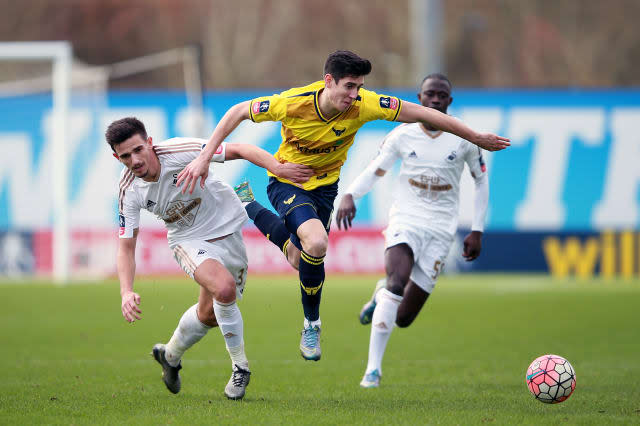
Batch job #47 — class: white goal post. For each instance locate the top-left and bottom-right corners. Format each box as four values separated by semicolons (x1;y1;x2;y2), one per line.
0;42;205;283
0;41;72;284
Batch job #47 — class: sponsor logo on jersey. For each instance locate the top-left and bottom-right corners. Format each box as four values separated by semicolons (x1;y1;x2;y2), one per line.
253;100;270;114
163;198;202;226
409;151;417;158
197;249;206;256
379;96;398;110
119;214;126;235
409;176;452;201
331;127;346;137
292;141;342;155
447;151;457;161
146;200;157;209
283;194;296;205
172;173;178;186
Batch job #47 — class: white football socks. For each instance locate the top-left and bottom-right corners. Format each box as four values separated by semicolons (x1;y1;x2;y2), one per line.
213;299;249;370
304;318;322;329
165;304;211;367
365;288;402;375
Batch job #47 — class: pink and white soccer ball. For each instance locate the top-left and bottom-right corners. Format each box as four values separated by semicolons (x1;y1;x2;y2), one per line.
526;354;576;403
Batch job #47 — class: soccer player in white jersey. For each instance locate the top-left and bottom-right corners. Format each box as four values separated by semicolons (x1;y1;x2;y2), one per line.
106;117;313;400
335;74;489;388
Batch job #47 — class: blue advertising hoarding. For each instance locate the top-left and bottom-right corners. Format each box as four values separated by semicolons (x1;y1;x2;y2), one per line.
0;88;638;275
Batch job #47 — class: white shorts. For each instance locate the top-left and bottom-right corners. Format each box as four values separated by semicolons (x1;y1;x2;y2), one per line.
171;230;248;300
384;223;453;293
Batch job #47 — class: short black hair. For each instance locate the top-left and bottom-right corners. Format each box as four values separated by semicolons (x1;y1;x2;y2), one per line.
105;117;147;152
420;73;453;90
323;50;372;83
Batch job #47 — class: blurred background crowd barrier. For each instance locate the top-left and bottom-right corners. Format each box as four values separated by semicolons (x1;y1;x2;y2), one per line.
0;0;638;280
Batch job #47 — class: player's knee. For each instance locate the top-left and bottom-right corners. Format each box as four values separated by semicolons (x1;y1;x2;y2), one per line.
301;233;328;257
215;278;237;304
395;313;415;328
385;276;406;297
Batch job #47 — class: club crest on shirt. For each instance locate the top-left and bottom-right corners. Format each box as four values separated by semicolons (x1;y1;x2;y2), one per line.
446;151;457;161
252;100;270;115
379;96;398;110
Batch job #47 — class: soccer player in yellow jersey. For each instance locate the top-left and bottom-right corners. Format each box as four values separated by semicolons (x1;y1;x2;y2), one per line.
176;50;510;361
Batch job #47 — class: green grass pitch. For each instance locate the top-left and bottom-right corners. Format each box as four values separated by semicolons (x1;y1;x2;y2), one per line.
1;274;639;424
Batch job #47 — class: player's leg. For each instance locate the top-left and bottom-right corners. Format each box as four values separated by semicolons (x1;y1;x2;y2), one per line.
193;258;251;399
166;238;250;398
295;217;328;360
361;243;414;388
396;234;450;328
206;230;252;399
151;243;221;394
266;178;336;361
164;286;218;362
396;281;430;328
234;180;298;269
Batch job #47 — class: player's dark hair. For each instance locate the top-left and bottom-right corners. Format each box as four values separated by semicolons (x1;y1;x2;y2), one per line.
324;50;372;83
105;117;148;152
420;73;452;90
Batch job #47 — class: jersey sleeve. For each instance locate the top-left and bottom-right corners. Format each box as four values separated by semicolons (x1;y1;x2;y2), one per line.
153;138;207;166
463;142;488;180
248;94;287;123
371;128;402;171
358;88;402;123
118;186;141;239
202;141;226;163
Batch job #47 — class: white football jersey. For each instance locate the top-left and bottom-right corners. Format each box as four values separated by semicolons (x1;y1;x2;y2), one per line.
375;122;487;237
118;138;247;247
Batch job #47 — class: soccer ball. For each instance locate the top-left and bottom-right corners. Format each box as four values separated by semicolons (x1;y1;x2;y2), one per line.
525;354;576;403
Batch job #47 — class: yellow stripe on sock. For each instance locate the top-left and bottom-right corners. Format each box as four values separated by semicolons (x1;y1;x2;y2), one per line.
301;251;325;265
300;281;324;295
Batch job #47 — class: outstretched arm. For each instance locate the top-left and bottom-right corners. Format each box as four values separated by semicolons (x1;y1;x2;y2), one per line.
117;230;142;322
336;161;388;230
397;101;510;152
177;101;252;193
224;143;314;184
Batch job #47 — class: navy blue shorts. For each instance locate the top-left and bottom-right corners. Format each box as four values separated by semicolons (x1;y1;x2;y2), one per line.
267;177;339;250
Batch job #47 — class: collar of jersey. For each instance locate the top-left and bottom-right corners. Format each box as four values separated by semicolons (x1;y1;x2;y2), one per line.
313;89;343;123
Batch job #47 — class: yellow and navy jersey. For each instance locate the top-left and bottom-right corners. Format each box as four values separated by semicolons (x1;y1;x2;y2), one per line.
249;80;402;190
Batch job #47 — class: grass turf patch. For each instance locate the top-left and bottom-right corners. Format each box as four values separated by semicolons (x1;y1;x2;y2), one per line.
1;274;639;424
